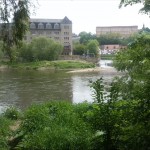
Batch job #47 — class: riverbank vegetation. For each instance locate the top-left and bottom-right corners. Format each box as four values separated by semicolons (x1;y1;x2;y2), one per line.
100;54;115;60
19;37;63;62
0;60;95;70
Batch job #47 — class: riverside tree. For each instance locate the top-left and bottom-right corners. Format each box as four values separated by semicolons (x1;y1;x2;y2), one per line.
86;39;99;57
0;0;34;62
79;32;96;45
20;37;63;61
113;34;150;149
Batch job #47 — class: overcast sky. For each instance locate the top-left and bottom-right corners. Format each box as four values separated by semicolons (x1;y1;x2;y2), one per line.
31;0;150;34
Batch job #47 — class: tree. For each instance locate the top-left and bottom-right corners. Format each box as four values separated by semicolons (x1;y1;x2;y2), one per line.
73;43;86;55
0;0;34;62
96;33;122;45
119;0;150;14
79;32;96;45
20;37;63;61
86;39;99;57
113;34;150;149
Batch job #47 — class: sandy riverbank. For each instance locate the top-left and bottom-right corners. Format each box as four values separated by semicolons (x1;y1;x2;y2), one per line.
67;67;119;73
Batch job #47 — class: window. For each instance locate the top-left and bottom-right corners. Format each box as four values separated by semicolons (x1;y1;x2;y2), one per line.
38;23;44;29
54;23;59;29
30;23;36;29
54;31;59;35
64;32;69;35
46;23;52;29
64;37;69;40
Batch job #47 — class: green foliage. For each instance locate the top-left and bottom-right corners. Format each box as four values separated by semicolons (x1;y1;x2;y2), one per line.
96;32;138;46
79;32;96;44
87;39;99;57
114;34;150;100
113;34;150;149
0;116;12;150
0;0;34;62
73;43;86;55
97;33;121;45
119;0;150;15
5;60;95;70
15;102;93;150
89;77;150;150
101;54;115;60
12;0;30;45
3;107;21;120
20;37;63;61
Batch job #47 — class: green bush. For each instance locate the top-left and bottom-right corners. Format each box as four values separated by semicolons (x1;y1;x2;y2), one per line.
20;37;63;62
0;116;12;150
3;107;21;120
16;102;93;150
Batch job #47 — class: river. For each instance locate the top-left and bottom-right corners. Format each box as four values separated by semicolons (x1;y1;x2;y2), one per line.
0;60;120;111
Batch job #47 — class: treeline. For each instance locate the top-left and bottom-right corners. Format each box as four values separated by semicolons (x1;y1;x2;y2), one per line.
73;31;136;56
73;28;150;56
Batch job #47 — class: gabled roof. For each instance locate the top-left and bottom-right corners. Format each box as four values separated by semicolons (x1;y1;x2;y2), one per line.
30;16;72;24
30;18;62;23
61;16;72;24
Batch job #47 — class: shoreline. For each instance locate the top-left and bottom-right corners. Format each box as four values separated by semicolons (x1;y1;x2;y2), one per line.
0;64;119;74
67;67;118;73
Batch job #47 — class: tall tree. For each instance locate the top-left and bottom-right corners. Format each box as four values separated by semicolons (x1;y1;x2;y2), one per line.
113;35;150;149
119;0;150;14
0;0;34;61
87;39;99;57
79;32;96;45
96;33;122;45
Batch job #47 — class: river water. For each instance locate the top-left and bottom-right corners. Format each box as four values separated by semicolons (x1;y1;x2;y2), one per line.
0;60;120;111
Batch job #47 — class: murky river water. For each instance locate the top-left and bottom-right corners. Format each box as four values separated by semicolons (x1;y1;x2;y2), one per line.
0;60;120;111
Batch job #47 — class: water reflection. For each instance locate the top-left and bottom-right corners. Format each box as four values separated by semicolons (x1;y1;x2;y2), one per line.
0;60;120;111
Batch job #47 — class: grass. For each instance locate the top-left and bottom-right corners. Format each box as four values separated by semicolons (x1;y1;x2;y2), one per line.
1;101;95;150
0;107;21;150
100;54;115;60
0;60;95;70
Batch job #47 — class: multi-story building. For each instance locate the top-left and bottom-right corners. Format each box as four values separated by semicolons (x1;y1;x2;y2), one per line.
96;26;138;37
26;16;73;55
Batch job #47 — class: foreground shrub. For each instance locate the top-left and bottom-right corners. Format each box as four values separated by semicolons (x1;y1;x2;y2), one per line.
3;107;21;120
0;116;12;150
15;101;93;150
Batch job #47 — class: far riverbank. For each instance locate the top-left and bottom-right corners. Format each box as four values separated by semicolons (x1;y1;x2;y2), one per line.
0;60;95;71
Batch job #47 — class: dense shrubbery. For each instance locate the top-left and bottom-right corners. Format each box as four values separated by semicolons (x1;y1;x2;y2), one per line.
73;38;99;57
7;102;94;150
0;116;12;150
19;37;63;62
